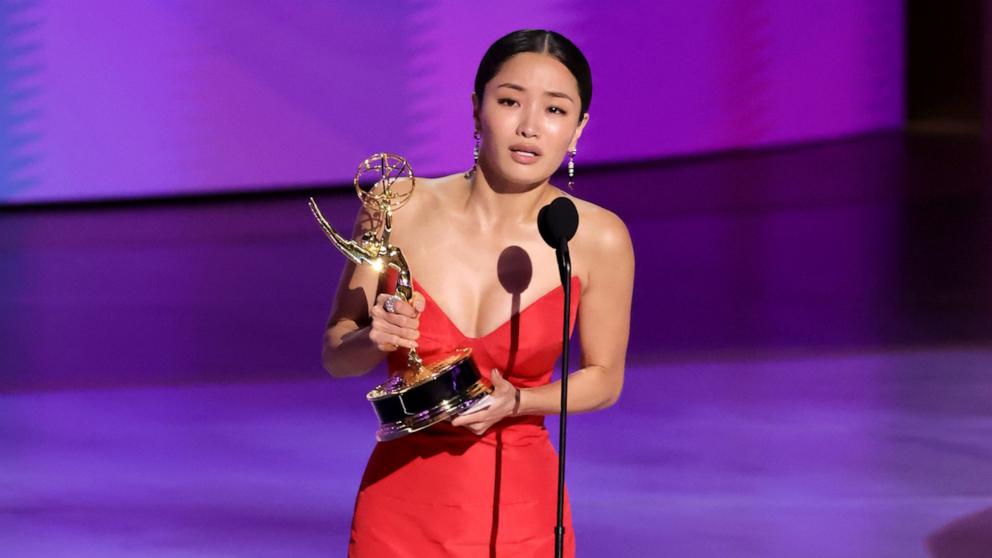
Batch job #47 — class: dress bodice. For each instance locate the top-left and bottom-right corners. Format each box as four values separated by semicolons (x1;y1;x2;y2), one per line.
385;272;581;388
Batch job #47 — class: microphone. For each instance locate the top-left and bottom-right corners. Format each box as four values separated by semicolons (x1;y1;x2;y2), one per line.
537;197;579;250
537;196;579;558
538;197;578;288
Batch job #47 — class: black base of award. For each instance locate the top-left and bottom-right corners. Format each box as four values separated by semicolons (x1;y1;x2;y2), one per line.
367;348;492;442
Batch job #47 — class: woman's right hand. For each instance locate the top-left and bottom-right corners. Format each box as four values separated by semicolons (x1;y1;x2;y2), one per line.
369;292;425;352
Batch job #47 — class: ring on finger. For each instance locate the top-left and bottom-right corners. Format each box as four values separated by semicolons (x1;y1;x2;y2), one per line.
383;295;401;314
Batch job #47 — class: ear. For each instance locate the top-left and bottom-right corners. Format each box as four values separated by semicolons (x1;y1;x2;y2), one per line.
471;92;481;132
569;112;590;152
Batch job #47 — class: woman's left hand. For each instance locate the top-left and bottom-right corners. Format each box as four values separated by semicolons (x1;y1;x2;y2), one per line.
451;369;518;435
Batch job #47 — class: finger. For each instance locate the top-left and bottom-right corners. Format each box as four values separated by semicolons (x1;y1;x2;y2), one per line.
370;329;417;350
374;293;394;309
453;403;497;426
451;411;486;427
372;319;420;343
469;423;490;436
370;316;419;350
371;305;420;330
374;293;418;319
410;291;426;313
388;295;419;318
489;369;513;392
385;333;417;350
452;415;489;435
386;313;420;331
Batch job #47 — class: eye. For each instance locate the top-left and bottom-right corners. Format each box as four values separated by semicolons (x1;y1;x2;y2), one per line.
498;98;519;107
548;106;568;116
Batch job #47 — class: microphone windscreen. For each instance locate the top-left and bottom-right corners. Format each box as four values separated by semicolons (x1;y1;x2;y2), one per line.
537;197;579;248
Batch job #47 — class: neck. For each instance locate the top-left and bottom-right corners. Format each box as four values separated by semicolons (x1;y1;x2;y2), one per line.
463;159;554;229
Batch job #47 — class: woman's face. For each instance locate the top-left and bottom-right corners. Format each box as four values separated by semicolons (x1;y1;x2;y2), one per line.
475;52;588;187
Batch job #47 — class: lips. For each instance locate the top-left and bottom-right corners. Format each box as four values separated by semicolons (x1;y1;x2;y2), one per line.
509;143;542;164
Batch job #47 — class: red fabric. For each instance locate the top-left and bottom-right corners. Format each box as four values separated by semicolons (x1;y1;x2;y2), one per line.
348;273;582;557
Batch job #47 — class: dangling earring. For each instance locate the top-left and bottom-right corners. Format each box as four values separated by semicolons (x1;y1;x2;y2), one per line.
465;130;481;179
567;147;576;190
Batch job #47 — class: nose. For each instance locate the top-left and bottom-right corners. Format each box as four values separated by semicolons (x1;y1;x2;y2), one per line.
517;105;540;138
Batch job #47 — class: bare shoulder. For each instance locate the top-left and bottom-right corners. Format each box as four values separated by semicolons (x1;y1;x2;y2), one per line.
553;191;634;290
403;173;464;211
384;173;463;228
563;193;634;256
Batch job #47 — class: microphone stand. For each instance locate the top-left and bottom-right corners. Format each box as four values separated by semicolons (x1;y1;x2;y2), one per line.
554;238;572;558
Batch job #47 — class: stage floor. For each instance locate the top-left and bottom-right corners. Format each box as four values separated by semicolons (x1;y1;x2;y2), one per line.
2;131;991;556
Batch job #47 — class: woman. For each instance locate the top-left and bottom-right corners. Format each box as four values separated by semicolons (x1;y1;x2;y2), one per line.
322;29;634;557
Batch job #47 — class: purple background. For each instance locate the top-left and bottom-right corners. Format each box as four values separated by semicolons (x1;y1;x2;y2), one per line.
0;0;903;204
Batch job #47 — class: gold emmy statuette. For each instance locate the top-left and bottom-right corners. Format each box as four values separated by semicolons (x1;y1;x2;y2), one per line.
308;153;492;441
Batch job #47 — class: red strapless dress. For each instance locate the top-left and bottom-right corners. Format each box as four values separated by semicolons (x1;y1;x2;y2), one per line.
348;273;582;557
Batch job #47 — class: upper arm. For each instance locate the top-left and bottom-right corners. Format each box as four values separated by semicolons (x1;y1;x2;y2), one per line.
577;209;635;388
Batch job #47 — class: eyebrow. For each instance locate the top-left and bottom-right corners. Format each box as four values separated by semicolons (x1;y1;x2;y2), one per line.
496;82;575;103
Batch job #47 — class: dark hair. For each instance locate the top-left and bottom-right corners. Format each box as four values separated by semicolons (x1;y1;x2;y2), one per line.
474;29;592;121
